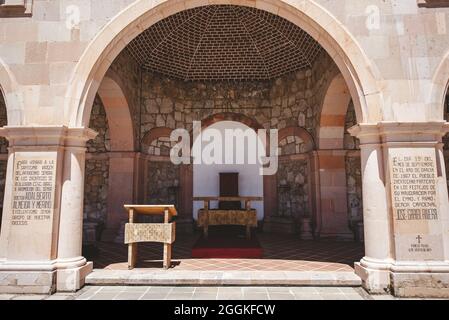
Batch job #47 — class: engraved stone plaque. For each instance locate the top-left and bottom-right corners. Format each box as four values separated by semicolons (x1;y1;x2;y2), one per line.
7;152;58;260
389;148;443;261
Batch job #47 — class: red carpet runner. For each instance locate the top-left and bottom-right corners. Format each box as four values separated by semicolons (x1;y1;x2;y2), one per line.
191;227;263;259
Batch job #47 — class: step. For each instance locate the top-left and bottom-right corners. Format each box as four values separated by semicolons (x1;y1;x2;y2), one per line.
85;269;362;287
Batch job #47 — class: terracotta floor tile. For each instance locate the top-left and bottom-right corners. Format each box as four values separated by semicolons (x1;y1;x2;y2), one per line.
89;232;364;272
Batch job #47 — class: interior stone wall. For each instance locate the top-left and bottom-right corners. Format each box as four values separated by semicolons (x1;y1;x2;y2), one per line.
344;101;363;232
444;95;449;190
344;101;359;150
0;94;7;226
277;158;309;221
137;49;334;143
85;49;356;231
84;96;110;228
146;161;180;207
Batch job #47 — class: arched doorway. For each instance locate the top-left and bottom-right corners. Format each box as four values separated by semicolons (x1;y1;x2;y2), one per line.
79;3;369;276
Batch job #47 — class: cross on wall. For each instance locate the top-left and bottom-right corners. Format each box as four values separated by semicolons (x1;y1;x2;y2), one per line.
416;235;423;244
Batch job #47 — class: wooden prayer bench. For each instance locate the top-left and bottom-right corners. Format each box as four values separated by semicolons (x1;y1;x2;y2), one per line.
193;196;263;239
124;205;177;270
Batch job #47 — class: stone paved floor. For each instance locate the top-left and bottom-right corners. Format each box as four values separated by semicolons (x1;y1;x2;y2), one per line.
89;232;364;272
0;286;434;300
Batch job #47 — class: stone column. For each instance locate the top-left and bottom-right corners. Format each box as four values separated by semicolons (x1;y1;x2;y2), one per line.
349;122;449;298
0;126;96;294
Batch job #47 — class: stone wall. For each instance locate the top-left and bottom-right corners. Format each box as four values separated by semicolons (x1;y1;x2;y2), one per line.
0;94;7;226
87;95;110;153
344;100;363;235
346;156;363;225
146;161;180;207
84;158;109;224
444;95;449;190
84;95;110;228
344;101;359;150
277;158;309;221
138;50;334;143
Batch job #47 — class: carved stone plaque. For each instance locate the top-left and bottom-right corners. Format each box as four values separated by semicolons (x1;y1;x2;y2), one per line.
389;148;443;261
6;152;58;260
11;155;57;227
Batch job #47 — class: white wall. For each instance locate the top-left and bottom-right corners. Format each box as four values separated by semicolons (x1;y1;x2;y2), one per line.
192;121;264;220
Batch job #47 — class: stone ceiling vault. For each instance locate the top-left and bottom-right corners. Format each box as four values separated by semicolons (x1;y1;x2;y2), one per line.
126;5;323;81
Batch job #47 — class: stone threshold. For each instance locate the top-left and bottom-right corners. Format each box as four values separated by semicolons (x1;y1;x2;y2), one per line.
85;269;362;287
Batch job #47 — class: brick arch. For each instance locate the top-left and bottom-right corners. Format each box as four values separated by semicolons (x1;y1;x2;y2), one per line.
66;0;382;128
278;126;314;152
97;70;135;152
317;73;352;150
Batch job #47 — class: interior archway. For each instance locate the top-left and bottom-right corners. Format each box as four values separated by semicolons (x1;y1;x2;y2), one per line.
81;2;366;272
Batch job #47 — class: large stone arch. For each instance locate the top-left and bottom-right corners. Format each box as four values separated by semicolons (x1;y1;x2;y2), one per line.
318;73;352;150
429;50;449;121
0;58;22;125
64;0;382;129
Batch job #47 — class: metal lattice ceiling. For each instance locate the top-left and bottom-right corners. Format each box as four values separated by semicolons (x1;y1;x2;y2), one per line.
126;5;323;81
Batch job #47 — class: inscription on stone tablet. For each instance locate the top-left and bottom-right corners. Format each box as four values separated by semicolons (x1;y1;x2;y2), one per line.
11;155;56;226
389;148;443;261
390;154;438;221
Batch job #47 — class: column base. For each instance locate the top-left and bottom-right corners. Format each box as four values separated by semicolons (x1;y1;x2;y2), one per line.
0;259;93;294
0;270;56;294
356;260;449;298
355;262;391;294
56;262;93;292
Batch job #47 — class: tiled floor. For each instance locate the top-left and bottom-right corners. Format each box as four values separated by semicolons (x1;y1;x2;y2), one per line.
73;286;372;300
0;286;430;300
88;232;364;272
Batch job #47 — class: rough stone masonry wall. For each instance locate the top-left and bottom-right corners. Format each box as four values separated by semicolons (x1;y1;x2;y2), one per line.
146;161;180;221
277;136;309;221
444;95;449;190
277;158;309;221
133;51;332;220
84;96;110;226
0;94;7;225
344;101;363;228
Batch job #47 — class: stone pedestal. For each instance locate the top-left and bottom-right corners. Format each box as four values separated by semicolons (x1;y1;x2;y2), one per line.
349;122;449;298
0;126;96;294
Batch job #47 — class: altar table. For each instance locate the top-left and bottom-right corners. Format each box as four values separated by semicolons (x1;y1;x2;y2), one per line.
193;196;263;239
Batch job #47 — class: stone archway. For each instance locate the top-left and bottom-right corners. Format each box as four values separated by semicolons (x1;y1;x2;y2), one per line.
65;0;382;129
0;58;22;126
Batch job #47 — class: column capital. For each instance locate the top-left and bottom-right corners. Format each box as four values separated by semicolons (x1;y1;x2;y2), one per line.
348;121;449;145
0;126;98;148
